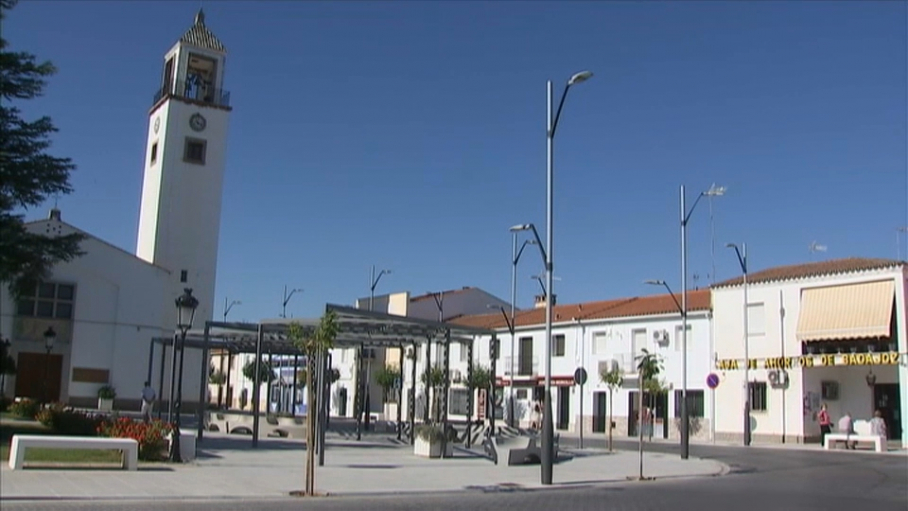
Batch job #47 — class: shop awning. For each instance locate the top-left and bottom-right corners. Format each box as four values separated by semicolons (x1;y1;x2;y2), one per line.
796;280;895;342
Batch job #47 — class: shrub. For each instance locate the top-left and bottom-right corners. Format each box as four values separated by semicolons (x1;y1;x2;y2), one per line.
98;417;174;461
37;404;104;435
97;385;116;400
9;398;39;419
414;424;456;443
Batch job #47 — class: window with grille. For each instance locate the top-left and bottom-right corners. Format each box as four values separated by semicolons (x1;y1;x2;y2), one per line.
673;390;705;418
749;381;768;411
16;281;75;319
184;137;207;165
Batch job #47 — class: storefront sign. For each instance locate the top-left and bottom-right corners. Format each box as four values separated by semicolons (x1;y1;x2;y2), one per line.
715;351;902;371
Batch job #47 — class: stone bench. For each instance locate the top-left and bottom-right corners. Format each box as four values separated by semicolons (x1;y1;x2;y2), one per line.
8;435;138;470
824;420;887;453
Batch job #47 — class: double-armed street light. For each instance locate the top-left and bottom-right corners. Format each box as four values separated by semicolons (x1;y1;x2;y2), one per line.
281;286;303;319
726;242;751;447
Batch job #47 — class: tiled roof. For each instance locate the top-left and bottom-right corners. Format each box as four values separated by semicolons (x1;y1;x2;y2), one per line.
712;258;903;288
449;289;711;330
179;9;226;53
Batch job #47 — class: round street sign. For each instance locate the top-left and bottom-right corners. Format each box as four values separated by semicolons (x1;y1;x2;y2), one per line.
706;373;720;389
574;367;588;385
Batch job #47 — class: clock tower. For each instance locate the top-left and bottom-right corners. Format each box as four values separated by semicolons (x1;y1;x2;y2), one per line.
136;9;231;326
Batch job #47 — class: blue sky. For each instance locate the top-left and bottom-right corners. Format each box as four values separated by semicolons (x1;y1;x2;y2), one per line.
6;0;907;322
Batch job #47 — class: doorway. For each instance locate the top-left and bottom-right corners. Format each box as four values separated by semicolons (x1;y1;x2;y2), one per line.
873;383;902;440
15;352;63;402
592;391;607;433
557;386;570;430
628;391;669;439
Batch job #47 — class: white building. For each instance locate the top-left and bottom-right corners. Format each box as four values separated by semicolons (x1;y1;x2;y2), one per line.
0;10;232;411
711;258;907;448
452;289;714;440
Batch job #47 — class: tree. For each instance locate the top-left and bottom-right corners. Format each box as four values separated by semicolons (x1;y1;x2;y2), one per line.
374;364;400;403
635;348;663;480
420;366;446;423
0;0;85;299
289;309;338;497
599;365;623;452
242;359;275;387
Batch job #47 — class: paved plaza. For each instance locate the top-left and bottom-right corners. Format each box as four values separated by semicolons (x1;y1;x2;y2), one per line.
0;431;725;500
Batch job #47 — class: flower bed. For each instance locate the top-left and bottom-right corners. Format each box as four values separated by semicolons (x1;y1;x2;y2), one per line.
35;402;104;436
97;417;174;461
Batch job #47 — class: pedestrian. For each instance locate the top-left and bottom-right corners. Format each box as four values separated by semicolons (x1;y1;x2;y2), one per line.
141;381;156;423
869;409;888;441
817;403;832;446
837;411;855;449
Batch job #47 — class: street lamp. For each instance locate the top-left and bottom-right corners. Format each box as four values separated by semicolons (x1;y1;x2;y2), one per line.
676;184;724;460
541;69;592;485
726;242;750;446
705;184;727;285
42;327;56;403
281;286;303;318
223;298;241;322
364;265;392;432
487;304;515;431
171;288;199;463
506;224;541;427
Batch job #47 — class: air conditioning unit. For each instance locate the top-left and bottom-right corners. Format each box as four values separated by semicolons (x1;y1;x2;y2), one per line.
652;329;669;345
768;370;789;388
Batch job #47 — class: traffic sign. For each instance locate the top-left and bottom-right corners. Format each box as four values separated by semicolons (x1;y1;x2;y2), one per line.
706;373;720;389
574;367;588;385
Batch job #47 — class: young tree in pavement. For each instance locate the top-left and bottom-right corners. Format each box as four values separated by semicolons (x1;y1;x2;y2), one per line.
635;348;663;480
0;0;85;298
289;309;338;496
599;365;623;452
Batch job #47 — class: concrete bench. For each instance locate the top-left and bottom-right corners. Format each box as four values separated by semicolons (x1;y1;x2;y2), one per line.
8;435;138;470
824;420;887;453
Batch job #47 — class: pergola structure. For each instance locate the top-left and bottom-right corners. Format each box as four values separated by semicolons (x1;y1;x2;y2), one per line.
146;303;498;462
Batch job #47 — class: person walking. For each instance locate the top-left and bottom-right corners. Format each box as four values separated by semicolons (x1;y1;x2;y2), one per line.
141;381;156;423
817;403;832;446
837;411;855;449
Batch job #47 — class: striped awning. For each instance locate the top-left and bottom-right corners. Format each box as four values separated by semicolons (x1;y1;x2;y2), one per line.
796;280;895;342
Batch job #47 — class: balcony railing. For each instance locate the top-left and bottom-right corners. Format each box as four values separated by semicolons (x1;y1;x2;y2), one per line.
152;78;231;108
502;356;539;377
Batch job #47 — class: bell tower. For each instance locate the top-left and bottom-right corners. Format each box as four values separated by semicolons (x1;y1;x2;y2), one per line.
136;9;231;326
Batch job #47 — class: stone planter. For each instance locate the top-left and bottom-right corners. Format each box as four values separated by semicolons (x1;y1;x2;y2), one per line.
413;436;453;458
97;397;114;412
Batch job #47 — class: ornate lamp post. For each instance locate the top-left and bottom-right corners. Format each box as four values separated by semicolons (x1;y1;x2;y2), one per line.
171;288;199;463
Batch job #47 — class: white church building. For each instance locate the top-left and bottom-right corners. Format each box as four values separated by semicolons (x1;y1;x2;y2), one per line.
0;10;232;411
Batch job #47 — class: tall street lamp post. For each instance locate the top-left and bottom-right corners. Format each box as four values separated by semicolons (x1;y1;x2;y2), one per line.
507;224;541;427
223;298;241;323
727;242;750;446
171;288;199;463
281;286;303;318
365;265;392;432
541;70;592;485
42;327;56;403
677;184;724;460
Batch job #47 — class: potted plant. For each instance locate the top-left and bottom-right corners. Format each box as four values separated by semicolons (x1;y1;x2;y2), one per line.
97;385;116;412
413;423;455;458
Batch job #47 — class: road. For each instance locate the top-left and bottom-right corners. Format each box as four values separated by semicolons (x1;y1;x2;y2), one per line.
2;438;905;511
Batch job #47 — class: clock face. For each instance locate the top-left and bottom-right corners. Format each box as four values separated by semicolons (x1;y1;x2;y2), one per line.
153;117;160;134
189;113;207;132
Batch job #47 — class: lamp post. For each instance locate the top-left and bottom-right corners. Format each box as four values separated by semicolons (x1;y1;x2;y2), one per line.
281;286;303;318
541;70;592;485
365;265;392;431
727;242;751;446
223;298;241;323
507;224;540;426
42;327;56;403
171;288;199;463
677;184;724;460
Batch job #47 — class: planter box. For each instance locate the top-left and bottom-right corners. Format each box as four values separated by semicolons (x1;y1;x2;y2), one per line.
413;436;453;458
97;398;114;412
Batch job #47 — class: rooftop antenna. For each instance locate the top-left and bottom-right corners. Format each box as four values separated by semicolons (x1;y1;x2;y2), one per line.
808;241;827;260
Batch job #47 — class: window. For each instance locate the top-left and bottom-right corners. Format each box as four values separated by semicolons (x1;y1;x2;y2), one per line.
674;390;705;418
460;343;471;362
518;337;533;376
150;142;158;165
553;334;565;357
16;281;75;319
749;381;768;411
631;329;647;356
747;303;766;336
592;332;608;354
180;270;188;283
183;138;207;164
516;389;528;399
449;388;470;416
675;324;692;352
